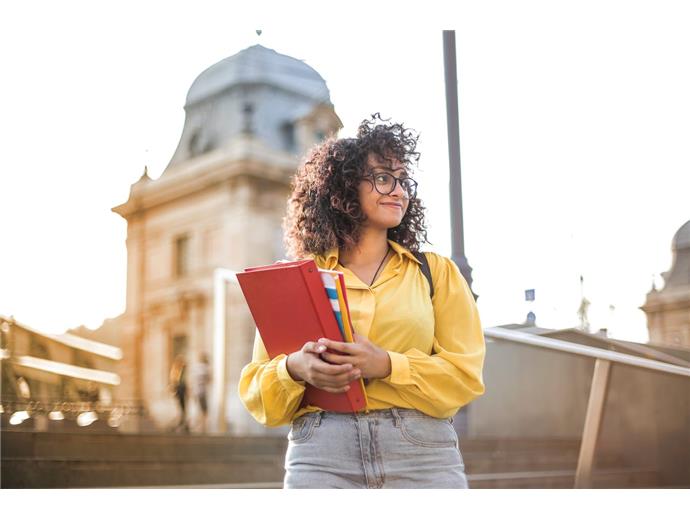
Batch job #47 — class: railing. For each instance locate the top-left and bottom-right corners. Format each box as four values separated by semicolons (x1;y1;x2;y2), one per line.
0;398;146;428
483;326;690;488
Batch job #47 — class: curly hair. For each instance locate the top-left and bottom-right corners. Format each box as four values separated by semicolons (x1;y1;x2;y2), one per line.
283;113;430;259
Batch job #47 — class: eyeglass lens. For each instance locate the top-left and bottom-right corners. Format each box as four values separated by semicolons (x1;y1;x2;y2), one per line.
373;173;416;197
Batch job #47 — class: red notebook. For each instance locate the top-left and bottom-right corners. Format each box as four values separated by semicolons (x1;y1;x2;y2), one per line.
236;259;367;412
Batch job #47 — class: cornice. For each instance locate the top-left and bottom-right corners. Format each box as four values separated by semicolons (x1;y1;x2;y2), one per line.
113;136;298;219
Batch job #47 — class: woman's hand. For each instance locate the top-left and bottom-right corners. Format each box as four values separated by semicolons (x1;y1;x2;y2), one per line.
286;341;362;393
317;333;392;380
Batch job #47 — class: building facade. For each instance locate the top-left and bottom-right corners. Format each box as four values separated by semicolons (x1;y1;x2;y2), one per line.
642;219;690;350
111;45;342;434
1;315;128;432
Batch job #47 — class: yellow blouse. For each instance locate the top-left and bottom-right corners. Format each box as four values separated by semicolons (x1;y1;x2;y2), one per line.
238;239;486;427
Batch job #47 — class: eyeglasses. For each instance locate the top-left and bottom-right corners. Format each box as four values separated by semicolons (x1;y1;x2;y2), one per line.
361;172;418;199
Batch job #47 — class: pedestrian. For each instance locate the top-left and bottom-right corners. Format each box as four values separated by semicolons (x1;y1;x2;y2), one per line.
169;355;189;432
191;353;211;432
238;113;486;488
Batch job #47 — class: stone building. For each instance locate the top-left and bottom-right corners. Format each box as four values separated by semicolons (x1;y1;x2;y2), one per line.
642;219;690;350
0;314;127;432
110;44;342;434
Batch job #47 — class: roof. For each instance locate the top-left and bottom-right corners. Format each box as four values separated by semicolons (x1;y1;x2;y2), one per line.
0;315;122;361
672;219;690;250
494;323;556;335
157;45;339;172
186;44;330;106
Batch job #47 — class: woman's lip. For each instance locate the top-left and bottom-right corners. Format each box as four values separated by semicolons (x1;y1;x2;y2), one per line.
381;203;402;208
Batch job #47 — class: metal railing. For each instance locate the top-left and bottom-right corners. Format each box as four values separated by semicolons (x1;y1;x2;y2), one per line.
483;326;690;488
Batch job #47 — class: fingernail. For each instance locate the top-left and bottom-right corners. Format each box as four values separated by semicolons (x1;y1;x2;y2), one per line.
317;345;326;352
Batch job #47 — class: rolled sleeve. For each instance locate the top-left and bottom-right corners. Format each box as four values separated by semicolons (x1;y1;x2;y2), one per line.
237;330;307;427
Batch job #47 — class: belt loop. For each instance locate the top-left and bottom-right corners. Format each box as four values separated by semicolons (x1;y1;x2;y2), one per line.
390;407;401;427
314;411;323;427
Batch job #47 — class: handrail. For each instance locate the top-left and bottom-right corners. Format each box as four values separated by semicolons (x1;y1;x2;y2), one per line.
484;327;690;378
482;326;690;488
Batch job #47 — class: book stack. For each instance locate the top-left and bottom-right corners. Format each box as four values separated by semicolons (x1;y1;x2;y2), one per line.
237;259;367;412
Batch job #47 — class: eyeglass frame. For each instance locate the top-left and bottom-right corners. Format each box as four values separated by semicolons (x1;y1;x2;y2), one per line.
359;171;419;199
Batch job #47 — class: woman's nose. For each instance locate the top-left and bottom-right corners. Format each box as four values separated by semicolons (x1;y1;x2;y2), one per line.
390;179;405;197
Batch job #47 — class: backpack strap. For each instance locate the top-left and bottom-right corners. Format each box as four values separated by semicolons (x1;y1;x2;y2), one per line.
412;251;434;300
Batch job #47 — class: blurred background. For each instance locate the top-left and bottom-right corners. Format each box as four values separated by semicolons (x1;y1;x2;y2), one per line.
1;0;689;489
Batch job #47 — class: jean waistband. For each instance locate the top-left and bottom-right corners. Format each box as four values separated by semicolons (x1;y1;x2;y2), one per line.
312;408;437;420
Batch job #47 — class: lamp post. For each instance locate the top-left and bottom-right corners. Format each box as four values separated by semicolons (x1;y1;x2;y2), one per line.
443;30;477;436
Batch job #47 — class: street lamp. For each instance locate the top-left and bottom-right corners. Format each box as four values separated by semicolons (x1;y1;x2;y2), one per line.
10;410;30;425
48;404;65;421
77;410;98;427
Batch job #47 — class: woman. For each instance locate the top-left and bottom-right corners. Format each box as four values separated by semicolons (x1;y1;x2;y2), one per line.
238;114;485;488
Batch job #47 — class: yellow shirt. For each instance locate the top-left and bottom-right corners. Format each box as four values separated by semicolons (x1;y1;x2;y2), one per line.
238;239;486;427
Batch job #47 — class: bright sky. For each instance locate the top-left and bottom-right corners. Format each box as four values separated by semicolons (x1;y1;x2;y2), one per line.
1;1;689;344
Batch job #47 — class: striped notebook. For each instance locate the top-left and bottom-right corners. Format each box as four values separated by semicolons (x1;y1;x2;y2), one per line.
319;270;354;342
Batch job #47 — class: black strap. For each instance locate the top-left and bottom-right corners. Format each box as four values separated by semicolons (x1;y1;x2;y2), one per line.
413;251;434;300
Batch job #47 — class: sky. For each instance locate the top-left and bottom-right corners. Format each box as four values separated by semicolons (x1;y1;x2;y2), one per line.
1;0;689;344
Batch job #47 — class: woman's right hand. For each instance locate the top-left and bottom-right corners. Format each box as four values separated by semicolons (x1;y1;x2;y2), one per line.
286;341;361;393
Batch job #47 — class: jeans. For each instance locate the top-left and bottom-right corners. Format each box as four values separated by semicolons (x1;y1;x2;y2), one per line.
283;407;469;489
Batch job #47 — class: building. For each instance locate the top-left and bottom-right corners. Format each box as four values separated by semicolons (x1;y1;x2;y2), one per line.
642;219;690;349
110;44;342;434
0;315;132;432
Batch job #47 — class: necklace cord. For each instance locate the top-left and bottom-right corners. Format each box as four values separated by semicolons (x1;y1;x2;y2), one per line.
339;246;391;286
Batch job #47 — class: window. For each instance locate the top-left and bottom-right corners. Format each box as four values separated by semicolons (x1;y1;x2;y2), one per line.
281;122;296;152
242;103;255;134
188;129;214;156
174;235;190;278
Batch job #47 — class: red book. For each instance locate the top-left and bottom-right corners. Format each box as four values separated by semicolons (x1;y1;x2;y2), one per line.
237;259;367;412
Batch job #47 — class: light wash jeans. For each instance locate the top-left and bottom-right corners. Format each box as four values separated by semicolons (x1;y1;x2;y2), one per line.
283;408;469;489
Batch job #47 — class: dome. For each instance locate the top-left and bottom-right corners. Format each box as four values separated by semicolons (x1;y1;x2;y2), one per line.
185;44;330;107
162;44;340;172
672;220;690;250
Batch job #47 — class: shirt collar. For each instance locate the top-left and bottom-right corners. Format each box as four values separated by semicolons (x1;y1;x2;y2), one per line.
317;239;422;268
388;239;423;265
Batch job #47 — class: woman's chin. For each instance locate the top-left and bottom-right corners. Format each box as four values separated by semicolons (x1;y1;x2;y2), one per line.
365;215;404;231
381;219;403;230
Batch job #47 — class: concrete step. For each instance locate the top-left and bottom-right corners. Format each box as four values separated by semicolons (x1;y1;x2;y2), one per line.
0;430;662;489
460;437;625;474
461;437;581;474
467;468;662;489
117;468;665;489
3;431;286;461
2;458;283;488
